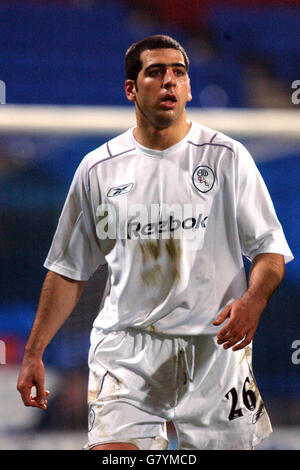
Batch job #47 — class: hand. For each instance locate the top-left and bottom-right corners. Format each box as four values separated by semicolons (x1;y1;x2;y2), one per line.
212;295;266;351
17;355;50;410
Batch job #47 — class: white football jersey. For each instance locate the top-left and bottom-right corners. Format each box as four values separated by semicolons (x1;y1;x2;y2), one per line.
44;121;293;335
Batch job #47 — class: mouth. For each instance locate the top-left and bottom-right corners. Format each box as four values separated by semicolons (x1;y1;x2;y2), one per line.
160;94;177;109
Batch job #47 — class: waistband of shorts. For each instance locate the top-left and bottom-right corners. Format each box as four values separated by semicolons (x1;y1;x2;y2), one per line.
93;325;216;342
92;326;198;383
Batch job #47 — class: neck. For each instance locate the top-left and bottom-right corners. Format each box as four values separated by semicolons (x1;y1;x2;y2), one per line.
133;112;191;150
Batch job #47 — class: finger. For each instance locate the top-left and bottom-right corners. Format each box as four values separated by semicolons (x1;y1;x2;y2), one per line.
18;384;37;407
24;394;41;408
217;319;240;342
36;395;47;409
222;333;246;350
217;329;233;344
217;324;237;343
21;387;50;410
35;380;47;406
29;384;47;410
30;395;47;410
232;333;253;351
212;306;231;326
44;390;50;406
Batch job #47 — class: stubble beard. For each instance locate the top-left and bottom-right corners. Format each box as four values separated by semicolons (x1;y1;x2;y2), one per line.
135;96;182;130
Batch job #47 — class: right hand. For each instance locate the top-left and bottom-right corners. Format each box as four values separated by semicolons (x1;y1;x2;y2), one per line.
17;355;50;410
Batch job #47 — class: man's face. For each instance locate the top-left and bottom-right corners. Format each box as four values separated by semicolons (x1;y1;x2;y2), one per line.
126;48;192;129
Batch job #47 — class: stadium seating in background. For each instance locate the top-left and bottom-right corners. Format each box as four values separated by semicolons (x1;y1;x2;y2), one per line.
207;5;300;83
0;1;299;107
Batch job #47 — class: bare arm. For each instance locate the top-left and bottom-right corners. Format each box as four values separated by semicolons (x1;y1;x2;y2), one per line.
213;253;285;351
17;270;86;409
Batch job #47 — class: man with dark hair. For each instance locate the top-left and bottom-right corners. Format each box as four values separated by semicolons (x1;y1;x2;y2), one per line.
125;35;190;85
17;35;293;450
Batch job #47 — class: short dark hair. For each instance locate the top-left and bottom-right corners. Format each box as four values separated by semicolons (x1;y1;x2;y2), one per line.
125;35;190;83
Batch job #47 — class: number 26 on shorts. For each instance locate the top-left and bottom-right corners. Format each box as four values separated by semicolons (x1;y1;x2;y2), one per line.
225;376;257;421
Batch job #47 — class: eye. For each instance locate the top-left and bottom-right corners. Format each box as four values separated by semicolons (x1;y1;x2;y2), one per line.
149;69;162;77
174;68;185;77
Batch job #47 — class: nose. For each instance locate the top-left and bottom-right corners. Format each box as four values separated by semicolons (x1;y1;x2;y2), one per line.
162;67;176;87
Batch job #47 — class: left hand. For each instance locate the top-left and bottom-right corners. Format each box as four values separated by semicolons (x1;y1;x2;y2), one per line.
212;295;266;351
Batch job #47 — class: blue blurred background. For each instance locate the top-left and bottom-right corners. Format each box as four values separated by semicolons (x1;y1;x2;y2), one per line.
0;0;299;450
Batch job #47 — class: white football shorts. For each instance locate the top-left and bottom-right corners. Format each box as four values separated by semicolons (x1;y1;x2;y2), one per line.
85;327;272;450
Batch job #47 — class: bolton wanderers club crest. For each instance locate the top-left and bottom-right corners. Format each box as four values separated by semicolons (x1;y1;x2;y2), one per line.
192;166;215;193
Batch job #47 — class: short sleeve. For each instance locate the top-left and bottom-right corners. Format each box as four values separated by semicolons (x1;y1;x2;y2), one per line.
236;144;293;264
44;159;106;280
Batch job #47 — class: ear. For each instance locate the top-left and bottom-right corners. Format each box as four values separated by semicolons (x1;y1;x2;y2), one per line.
187;78;192;102
125;79;137;102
